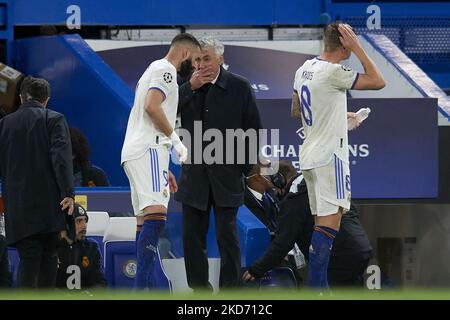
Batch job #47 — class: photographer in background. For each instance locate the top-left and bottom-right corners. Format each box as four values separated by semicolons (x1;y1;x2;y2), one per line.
243;161;373;288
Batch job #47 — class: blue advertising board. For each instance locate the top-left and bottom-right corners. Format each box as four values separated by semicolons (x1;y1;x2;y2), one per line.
258;98;438;199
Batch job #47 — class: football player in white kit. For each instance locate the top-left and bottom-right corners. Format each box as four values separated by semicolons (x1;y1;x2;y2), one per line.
291;23;385;288
121;33;201;289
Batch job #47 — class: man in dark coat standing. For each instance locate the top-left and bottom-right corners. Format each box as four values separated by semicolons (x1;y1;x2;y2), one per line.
0;76;74;288
175;36;262;290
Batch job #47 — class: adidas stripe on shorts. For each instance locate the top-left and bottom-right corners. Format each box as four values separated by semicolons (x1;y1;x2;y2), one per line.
302;154;351;216
123;144;171;216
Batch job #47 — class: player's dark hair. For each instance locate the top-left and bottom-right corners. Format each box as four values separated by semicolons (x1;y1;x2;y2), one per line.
324;21;344;52
171;33;201;49
20;76;51;104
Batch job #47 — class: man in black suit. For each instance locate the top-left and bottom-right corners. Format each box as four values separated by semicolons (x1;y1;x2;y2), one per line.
242;161;373;288
0;76;74;288
175;36;262;289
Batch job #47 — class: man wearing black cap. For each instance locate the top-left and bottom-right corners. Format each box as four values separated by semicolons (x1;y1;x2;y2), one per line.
56;203;106;289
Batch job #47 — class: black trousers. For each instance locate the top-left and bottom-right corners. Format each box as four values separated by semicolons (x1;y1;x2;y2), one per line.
0;235;12;288
182;201;241;290
328;254;371;288
15;232;59;288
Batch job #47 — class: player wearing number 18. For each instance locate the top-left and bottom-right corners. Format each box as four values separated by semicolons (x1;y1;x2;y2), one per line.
291;22;385;289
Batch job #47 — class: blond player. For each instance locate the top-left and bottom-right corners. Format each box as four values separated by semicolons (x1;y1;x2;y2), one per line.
291;23;385;288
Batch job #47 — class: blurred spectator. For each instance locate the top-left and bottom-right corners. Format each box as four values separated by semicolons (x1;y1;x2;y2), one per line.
69;127;110;187
57;203;106;289
0;212;12;288
0;76;74;288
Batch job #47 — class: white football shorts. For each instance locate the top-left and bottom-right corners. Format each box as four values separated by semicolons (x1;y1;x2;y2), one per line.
302;154;351;216
123;144;171;216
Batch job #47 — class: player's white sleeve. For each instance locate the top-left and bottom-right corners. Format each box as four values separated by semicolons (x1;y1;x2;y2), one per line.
329;64;359;90
148;65;175;99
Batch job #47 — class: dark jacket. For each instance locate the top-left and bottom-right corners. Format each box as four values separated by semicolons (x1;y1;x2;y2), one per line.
175;67;262;211
249;178;373;278
56;239;106;289
0;101;74;245
244;187;277;233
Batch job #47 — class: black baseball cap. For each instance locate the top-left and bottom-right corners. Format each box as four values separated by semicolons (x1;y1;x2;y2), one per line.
73;203;89;222
65;203;88;241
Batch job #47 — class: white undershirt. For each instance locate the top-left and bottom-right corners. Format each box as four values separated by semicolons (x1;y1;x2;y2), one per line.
210;69;220;84
246;186;263;201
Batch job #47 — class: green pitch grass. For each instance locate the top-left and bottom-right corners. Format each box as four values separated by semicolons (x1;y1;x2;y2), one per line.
1;288;450;300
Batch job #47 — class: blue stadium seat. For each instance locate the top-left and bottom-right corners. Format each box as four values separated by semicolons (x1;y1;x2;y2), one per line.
86;211;109;259
103;241;172;290
103;240;136;288
102;217;171;290
86;236;104;260
237;206;271;267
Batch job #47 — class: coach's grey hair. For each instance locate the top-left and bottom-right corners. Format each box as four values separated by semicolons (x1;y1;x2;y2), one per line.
199;36;225;56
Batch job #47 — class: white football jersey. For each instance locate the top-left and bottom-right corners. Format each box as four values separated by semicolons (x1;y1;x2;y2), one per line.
121;58;178;164
293;57;358;170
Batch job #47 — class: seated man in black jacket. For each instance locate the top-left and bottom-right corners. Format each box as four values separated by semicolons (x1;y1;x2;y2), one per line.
243;161;373;288
57;203;106;289
244;166;280;235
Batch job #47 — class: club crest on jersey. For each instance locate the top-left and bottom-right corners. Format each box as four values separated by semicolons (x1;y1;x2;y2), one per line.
341;65;352;72
163;72;173;83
